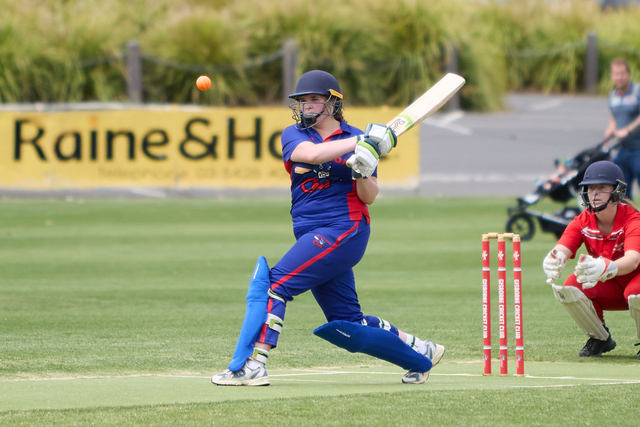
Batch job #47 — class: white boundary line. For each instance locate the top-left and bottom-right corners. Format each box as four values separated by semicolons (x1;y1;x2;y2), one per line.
6;371;640;386
166;371;640;386
507;381;640;389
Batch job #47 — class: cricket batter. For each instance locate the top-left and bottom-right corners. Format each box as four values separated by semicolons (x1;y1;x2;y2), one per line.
543;161;640;358
212;70;444;386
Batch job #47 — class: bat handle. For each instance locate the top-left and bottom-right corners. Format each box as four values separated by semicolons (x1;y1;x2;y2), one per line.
346;155;363;179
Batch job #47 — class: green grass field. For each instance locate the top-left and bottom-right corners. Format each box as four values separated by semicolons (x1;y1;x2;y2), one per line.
1;196;639;426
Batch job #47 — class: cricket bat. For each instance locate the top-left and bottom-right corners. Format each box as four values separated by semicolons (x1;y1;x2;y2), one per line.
349;73;465;176
386;73;466;138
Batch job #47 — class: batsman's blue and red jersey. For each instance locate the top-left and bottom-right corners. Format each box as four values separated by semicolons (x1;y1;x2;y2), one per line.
256;120;378;347
280;120;376;238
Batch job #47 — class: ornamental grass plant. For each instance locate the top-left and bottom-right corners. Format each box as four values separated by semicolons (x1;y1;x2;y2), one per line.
2;0;640;108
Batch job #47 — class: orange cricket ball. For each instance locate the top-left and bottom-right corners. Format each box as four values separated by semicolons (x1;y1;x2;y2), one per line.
196;75;211;91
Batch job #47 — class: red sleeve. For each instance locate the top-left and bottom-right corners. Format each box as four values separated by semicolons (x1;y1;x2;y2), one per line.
623;208;640;253
557;214;586;258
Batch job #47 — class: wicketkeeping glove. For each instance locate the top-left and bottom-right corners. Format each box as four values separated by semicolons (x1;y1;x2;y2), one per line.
574;254;618;289
364;123;397;156
346;136;380;179
542;249;567;285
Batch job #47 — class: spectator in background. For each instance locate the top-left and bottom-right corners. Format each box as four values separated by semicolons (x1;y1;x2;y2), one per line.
604;58;640;199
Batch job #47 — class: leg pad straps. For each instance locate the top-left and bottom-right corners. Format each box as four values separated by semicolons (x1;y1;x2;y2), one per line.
552;284;609;340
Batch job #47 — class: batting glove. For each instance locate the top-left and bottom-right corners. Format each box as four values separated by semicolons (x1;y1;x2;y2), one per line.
364;123;397;156
347;136;380;179
574;254;618;289
542;249;567;285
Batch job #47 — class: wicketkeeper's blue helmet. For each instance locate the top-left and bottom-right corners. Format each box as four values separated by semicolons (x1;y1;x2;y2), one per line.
579;161;627;212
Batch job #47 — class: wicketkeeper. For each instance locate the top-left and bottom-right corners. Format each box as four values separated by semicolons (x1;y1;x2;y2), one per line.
211;70;444;386
543;161;640;358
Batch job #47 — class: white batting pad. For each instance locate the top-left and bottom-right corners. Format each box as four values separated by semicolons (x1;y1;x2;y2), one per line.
552;284;609;340
628;295;640;339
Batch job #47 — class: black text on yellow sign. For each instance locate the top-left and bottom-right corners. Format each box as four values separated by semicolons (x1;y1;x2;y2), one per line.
1;107;418;190
14;117;285;162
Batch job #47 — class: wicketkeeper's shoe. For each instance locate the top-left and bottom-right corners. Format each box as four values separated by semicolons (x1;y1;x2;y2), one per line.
402;342;445;384
211;364;270;386
578;326;616;357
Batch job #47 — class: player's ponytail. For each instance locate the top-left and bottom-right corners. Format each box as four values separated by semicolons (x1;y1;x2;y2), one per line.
622;198;640;212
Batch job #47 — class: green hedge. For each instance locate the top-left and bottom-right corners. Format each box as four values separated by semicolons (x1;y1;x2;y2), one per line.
2;0;640;110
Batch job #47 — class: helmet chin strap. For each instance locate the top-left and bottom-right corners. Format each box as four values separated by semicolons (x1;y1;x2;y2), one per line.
300;113;320;128
593;201;619;215
585;193;618;214
300;107;333;129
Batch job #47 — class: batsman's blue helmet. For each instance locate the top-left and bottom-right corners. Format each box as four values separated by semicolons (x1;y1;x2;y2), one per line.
289;70;343;101
579;161;627;212
288;70;343;129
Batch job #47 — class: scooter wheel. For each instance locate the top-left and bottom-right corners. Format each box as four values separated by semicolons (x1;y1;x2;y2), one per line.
506;212;535;241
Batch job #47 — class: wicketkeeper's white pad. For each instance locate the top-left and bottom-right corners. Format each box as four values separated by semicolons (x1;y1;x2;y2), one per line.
552;284;609;340
628;295;640;339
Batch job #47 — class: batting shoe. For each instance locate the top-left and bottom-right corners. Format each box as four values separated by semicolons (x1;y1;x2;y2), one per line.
211;364;270;386
402;342;445;384
578;326;616;357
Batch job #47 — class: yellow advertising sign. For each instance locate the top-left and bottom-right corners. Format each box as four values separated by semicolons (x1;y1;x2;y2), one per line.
0;106;418;190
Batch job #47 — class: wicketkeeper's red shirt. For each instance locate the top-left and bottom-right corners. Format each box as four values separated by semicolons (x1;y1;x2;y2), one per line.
558;203;640;278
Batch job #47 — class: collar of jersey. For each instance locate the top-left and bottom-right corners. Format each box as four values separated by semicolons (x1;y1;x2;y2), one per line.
305;120;353;142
